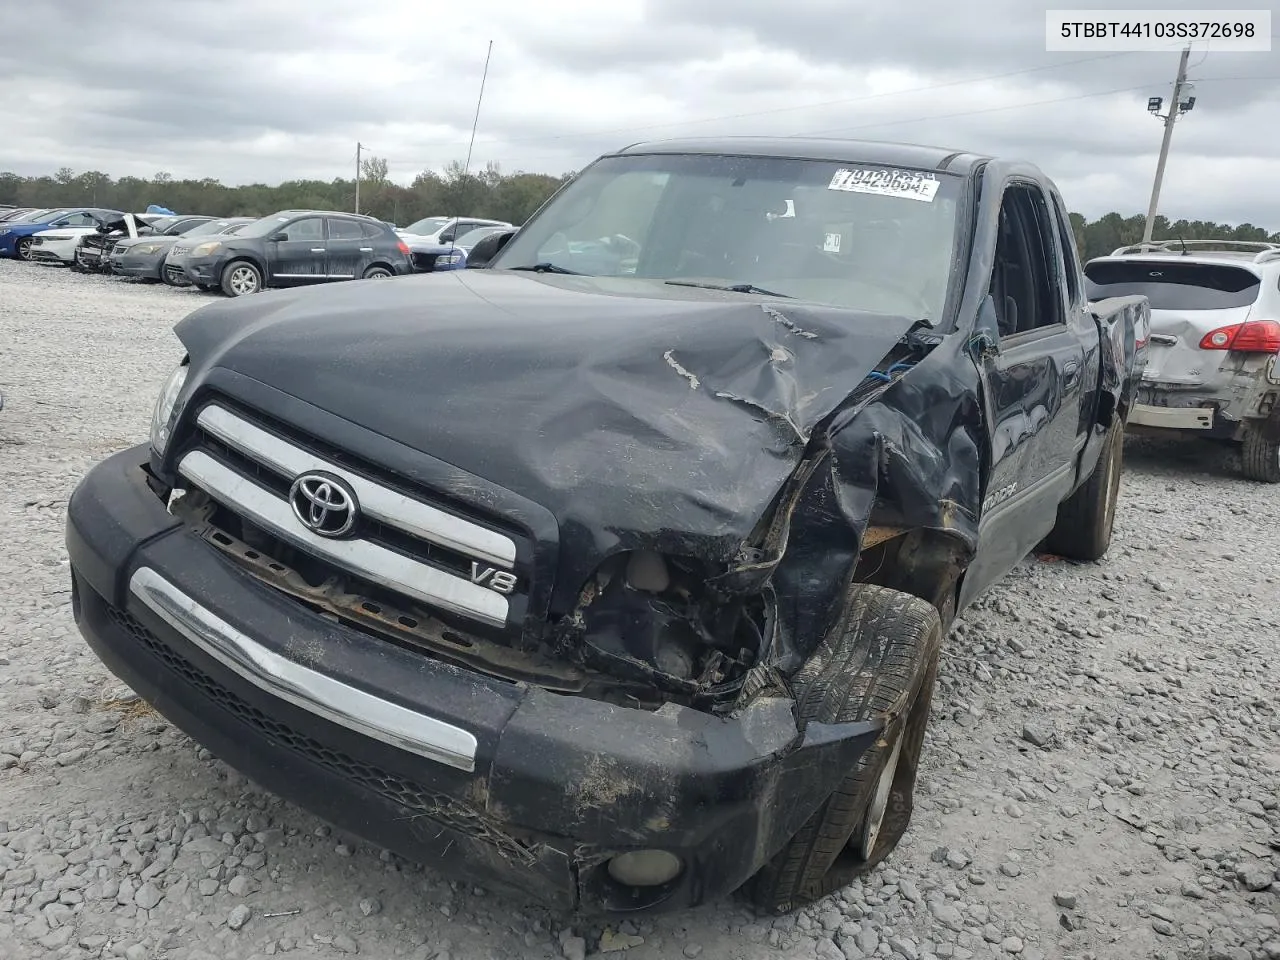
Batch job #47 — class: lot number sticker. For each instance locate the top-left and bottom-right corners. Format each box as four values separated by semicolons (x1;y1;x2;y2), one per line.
828;167;940;202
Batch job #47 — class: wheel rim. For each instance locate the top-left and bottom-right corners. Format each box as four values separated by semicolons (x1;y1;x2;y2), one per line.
367;268;390;279
17;239;32;260
852;733;904;859
229;266;258;295
1102;432;1121;529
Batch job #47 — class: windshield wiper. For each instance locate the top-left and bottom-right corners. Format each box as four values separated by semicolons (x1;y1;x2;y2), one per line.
507;262;581;275
664;280;794;299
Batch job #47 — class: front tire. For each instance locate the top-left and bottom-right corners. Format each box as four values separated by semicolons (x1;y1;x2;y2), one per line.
220;261;262;297
1043;419;1123;562
15;238;33;260
748;585;942;914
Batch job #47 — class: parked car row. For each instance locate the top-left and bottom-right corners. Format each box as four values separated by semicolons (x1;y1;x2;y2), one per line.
0;206;515;297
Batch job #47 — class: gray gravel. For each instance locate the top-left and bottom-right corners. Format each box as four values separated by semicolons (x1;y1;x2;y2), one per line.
1;260;1278;960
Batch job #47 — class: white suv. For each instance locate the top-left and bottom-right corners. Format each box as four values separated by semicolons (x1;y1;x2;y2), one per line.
1084;240;1280;482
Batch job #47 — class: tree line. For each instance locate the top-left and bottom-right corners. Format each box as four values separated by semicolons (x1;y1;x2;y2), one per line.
2;157;1276;263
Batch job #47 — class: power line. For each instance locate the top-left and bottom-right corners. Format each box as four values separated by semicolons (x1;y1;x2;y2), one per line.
368;78;1277;175
794;76;1267;137
371;51;1139;163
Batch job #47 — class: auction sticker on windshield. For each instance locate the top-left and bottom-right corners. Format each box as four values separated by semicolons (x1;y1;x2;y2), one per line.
828;168;940;202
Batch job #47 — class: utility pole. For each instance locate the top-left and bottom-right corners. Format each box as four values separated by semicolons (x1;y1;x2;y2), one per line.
354;142;362;214
1141;46;1191;245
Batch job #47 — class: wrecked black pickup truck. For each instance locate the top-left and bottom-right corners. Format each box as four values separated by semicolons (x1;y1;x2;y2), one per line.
65;137;1148;916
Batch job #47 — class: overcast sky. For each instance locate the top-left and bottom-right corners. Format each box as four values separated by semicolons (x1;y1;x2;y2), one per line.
1;0;1277;225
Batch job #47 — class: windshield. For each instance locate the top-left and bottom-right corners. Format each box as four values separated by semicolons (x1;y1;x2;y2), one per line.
403;216;450;236
29;208;69;223
1085;260;1262;310
491;152;962;319
236;213;303;239
455;226;506;248
182;219;243;238
145;216;177;232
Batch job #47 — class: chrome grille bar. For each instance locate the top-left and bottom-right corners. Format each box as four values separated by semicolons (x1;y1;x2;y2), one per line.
177;451;509;627
196;404;516;569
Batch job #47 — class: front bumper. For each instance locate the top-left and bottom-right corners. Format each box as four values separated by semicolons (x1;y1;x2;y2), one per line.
179;255;223;286
30;237;81;263
110;251;166;279
66;445;880;915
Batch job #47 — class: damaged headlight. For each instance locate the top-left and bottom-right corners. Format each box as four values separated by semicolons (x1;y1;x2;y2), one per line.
574;550;764;699
190;241;224;257
149;358;190;456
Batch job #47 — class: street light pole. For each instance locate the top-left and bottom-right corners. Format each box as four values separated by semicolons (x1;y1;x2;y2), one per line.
353;142;363;215
1141;46;1191;245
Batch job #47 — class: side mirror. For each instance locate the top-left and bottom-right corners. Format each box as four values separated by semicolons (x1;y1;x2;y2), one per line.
466;229;516;268
51;220;69;227
438;234;455;244
271;232;289;242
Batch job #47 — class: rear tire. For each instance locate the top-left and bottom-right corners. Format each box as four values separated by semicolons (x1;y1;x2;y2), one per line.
1043;419;1123;562
362;265;393;279
747;585;942;914
220;260;262;297
1240;414;1280;483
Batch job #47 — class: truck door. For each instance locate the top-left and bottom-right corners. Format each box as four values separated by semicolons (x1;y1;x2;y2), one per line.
959;180;1091;607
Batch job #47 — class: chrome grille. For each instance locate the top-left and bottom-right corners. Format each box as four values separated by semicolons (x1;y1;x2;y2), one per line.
177;403;522;631
170;244;190;257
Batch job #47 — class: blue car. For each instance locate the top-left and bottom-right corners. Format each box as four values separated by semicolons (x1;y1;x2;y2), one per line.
0;207;123;261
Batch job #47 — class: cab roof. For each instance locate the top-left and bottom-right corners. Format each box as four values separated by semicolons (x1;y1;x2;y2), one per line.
611;136;992;176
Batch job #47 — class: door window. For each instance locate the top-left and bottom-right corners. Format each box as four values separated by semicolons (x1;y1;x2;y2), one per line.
989;184;1067;337
327;218;364;240
280;218;324;242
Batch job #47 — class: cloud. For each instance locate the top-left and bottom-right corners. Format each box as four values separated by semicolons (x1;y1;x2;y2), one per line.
1;0;1277;225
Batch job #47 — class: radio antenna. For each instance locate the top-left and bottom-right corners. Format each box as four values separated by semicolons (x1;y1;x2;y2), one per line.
462;40;493;183
438;39;494;264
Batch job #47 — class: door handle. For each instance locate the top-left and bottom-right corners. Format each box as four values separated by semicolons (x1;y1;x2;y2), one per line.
1064;360;1081;389
359;247;373;252
310;248;325;253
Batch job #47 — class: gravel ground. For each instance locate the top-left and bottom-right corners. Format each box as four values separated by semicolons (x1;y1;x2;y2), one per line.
1;259;1277;960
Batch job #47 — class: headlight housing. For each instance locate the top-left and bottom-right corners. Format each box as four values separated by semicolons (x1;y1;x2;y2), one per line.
191;240;223;257
150;359;190;455
133;242;165;255
437;252;464;266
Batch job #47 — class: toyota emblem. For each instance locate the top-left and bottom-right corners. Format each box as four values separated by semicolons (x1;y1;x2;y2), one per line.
289;472;359;538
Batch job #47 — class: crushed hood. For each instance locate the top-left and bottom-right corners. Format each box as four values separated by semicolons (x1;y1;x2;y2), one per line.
176;271;920;578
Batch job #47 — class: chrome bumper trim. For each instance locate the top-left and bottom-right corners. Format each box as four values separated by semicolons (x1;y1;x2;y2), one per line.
128;566;479;772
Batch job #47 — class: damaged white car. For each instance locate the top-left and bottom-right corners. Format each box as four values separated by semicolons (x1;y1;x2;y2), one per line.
1085;240;1280;482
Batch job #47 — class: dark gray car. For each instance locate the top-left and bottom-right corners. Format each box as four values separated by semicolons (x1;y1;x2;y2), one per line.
107;216;216;281
174;209;414;296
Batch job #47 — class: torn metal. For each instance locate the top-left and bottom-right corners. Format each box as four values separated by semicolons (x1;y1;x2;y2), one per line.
171;271;983;711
